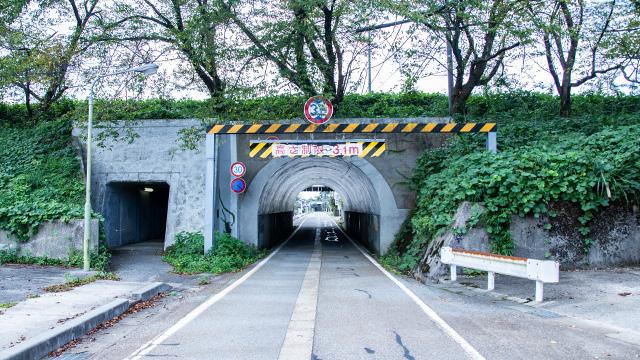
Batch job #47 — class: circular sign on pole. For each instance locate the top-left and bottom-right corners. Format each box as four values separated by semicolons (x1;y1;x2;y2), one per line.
230;161;247;178
304;96;333;124
230;178;246;194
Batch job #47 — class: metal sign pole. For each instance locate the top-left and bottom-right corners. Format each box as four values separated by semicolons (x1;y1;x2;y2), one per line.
205;133;217;252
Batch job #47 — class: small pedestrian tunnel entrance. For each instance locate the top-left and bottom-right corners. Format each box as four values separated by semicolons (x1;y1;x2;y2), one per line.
104;182;170;248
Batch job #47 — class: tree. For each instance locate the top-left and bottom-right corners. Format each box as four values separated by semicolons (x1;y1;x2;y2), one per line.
0;0;100;118
528;0;625;116
220;0;372;105
614;0;640;85
386;0;527;115
98;1;239;100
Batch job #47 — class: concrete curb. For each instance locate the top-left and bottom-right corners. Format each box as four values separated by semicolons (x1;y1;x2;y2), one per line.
0;299;130;360
129;282;172;303
0;282;172;360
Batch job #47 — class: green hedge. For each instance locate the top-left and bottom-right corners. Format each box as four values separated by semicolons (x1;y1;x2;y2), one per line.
163;232;264;274
2;92;640;126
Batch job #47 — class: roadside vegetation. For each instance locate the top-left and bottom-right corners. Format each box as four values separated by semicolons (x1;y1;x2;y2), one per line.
0;246;111;272
380;116;640;274
163;232;265;275
43;272;120;293
0;302;16;309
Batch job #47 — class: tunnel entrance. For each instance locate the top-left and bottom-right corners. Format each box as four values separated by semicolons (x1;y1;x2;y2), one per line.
104;182;169;248
249;157;397;253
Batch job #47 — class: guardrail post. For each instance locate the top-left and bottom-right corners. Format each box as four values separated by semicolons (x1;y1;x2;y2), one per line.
450;265;457;281
487;132;497;154
487;272;495;291
535;280;544;302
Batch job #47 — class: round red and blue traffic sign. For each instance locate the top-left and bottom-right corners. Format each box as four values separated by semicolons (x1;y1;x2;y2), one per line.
304;96;333;124
230;178;246;194
230;161;247;178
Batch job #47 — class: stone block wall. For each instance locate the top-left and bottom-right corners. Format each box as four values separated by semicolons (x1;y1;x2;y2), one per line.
422;202;640;280
0;220;99;260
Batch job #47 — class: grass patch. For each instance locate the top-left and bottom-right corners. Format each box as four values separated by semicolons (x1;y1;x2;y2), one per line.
0;246;111;271
0;302;16;309
163;232;265;274
43;272;120;293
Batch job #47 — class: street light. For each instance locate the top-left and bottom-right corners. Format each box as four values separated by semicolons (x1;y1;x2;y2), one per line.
82;63;159;271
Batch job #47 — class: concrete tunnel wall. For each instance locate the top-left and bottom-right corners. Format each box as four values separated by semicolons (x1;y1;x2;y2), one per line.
237;156;403;253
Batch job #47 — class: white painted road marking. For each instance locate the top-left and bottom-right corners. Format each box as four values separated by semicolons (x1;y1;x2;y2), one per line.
330;215;486;360
278;228;322;360
123;216;311;360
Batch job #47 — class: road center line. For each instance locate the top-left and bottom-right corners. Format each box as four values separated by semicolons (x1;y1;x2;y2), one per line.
330;216;486;360
123;216;311;360
278;227;322;360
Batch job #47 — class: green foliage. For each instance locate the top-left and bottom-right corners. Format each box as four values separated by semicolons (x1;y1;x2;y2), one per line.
163;232;265;274
0;245;111;271
3;92;639;126
43;272;120;293
386;124;640;272
0;119;84;240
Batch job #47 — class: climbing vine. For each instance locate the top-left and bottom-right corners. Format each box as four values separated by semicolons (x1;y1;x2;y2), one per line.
382;125;640;272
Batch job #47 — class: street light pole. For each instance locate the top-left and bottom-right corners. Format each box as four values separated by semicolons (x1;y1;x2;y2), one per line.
82;63;159;271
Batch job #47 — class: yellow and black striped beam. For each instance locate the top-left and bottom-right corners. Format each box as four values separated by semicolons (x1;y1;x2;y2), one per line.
208;122;496;135
249;141;386;158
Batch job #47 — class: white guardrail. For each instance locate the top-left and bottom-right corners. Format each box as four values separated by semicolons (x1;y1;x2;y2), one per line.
440;247;559;302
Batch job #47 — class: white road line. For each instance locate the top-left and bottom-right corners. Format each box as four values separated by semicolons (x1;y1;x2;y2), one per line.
278;227;322;360
329;215;486;360
123;216;311;360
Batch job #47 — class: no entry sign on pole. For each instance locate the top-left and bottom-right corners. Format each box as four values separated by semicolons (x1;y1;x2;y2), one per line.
230;178;246;194
230;161;247;178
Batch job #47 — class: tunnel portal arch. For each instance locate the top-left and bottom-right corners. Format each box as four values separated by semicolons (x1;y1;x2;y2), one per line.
240;156;401;253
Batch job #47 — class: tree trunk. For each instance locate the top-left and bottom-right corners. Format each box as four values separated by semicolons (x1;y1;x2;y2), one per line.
451;87;472;116
559;83;572;117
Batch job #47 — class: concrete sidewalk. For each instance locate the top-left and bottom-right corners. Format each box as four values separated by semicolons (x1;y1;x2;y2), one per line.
438;266;640;343
0;280;138;350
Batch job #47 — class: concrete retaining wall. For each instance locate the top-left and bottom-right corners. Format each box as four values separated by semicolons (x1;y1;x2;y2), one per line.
258;212;294;249
344;211;381;253
74;120;206;248
422;202;640;280
0;220;99;260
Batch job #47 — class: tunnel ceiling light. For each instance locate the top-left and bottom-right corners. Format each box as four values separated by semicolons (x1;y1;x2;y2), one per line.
144;187;154;192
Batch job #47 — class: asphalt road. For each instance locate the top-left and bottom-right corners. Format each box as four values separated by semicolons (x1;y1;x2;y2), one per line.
57;213;640;360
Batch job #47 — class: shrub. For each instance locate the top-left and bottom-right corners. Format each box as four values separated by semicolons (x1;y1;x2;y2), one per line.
163;232;265;274
0;245;111;271
384;124;640;272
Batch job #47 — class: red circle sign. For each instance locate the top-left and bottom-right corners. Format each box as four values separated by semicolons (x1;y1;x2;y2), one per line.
230;178;246;194
304;96;333;124
230;162;246;178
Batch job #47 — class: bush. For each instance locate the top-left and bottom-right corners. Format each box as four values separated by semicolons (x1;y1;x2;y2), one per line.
0;119;84;240
163;232;265;274
384;124;640;272
0;245;111;271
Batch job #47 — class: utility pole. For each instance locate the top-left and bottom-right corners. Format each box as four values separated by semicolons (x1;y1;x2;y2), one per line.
356;19;454;114
367;31;372;93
